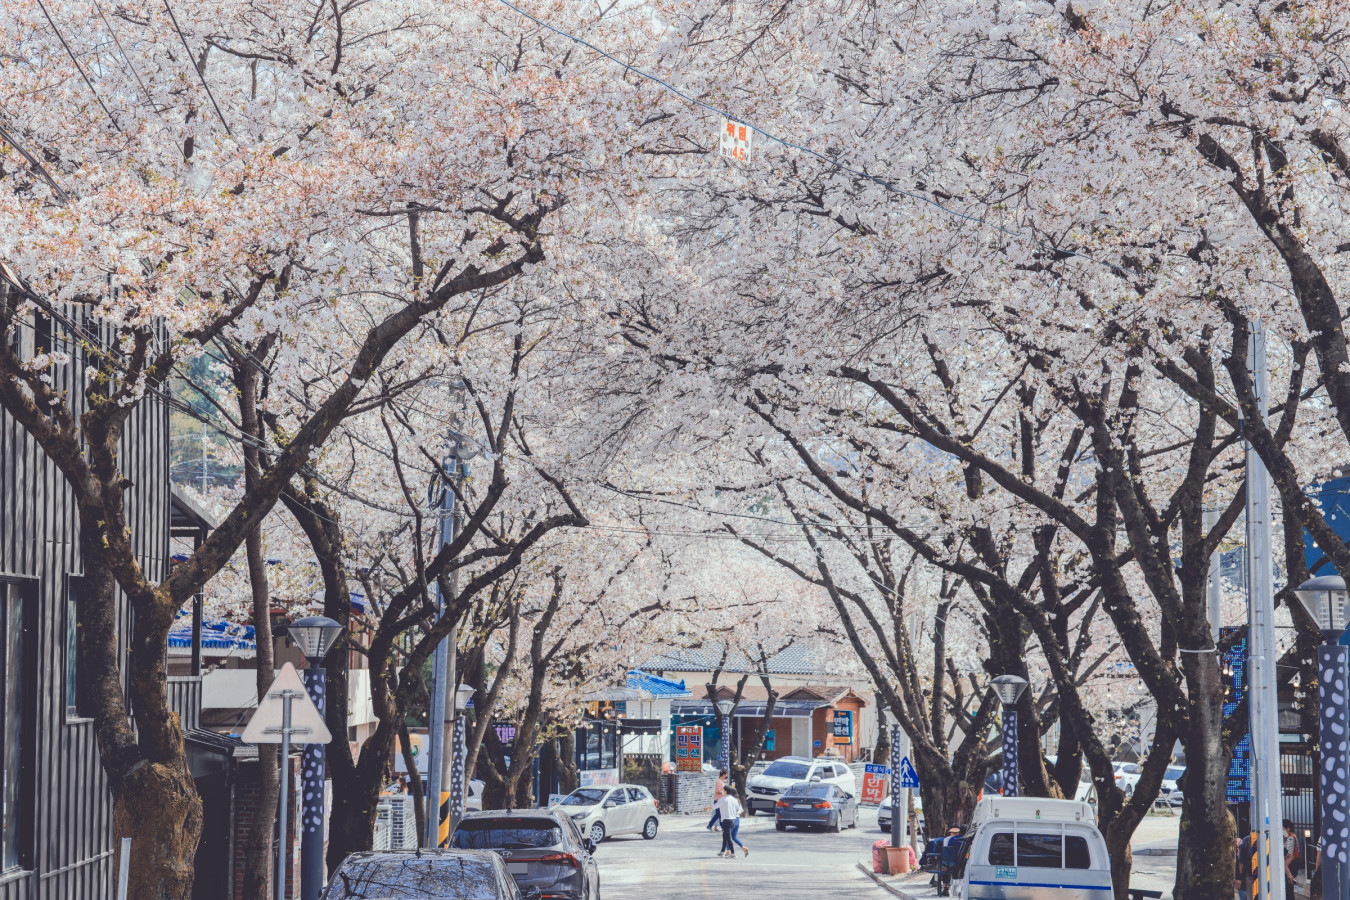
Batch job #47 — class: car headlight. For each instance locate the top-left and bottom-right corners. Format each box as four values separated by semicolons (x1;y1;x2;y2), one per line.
570;811;589;820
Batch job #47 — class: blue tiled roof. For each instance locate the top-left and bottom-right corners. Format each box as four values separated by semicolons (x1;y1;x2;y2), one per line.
168;610;256;651
626;670;693;698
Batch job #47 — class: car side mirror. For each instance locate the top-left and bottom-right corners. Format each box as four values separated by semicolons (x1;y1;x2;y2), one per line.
523;887;543;900
844;793;854;800
584;838;598;854
810;776;823;782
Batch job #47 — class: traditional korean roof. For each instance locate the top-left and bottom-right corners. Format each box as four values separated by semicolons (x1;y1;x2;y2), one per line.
168;611;256;651
641;643;821;676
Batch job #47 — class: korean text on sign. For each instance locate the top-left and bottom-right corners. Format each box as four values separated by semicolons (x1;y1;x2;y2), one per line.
719;118;751;161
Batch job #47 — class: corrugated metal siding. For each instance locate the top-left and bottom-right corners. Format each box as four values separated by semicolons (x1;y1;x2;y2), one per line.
0;303;171;900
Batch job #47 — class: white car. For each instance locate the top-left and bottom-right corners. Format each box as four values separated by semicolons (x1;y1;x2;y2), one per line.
466;778;485;812
551;783;660;844
1113;762;1143;797
745;757;857;816
1161;765;1185;800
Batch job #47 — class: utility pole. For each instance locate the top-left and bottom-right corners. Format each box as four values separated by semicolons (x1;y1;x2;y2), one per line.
1245;322;1284;900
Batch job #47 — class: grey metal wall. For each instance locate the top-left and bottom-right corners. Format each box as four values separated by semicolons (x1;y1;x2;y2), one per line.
0;305;170;900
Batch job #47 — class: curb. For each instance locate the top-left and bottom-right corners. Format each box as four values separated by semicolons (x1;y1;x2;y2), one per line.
856;862;923;899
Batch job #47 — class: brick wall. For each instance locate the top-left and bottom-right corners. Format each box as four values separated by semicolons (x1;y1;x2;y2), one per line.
663;771;718;813
233;752;302;900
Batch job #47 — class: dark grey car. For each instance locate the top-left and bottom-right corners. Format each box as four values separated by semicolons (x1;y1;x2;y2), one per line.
773;782;860;832
322;849;526;899
452;809;601;900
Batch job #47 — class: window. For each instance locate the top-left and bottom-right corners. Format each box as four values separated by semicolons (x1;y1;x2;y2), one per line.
988;831;1015;866
65;578;82;717
600;726;616;770
450;818;563;850
0;582;26;870
765;761;809;780
1018;833;1064;868
627;788;645;803
1065;836;1091;869
558;789;607;807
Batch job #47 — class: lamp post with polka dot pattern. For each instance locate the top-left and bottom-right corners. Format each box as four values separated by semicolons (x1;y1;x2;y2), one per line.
1293;575;1350;900
288;616;345;900
991;676;1028;798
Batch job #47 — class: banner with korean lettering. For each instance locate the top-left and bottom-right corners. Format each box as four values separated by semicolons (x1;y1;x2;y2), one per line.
862;763;889;804
676;725;703;772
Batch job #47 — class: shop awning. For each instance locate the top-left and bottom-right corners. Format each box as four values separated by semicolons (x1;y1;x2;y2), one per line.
670;699;829;719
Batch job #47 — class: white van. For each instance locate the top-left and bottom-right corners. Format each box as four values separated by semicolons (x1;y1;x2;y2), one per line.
953;796;1112;900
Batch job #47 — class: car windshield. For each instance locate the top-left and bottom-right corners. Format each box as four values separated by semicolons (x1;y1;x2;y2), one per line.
558;789;607;807
325;856;502;899
764;761;810;780
785;784;831;798
1165;767;1185;780
451;819;563;851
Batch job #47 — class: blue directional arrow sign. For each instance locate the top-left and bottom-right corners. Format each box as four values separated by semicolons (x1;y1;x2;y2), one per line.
897;755;920;789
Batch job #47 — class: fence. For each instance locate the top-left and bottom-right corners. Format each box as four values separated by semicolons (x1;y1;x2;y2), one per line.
373;795;418;851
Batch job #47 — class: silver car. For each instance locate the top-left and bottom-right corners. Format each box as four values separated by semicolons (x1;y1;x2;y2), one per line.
322;849;528;899
551;784;660;844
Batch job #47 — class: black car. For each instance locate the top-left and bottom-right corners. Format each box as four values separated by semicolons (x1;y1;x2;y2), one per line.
452;809;602;900
773;782;860;832
322;849;527;899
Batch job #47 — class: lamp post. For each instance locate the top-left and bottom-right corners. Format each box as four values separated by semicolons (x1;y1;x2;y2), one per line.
287;616;345;900
991;675;1029;797
715;699;735;774
449;684;475;833
1293;574;1350;900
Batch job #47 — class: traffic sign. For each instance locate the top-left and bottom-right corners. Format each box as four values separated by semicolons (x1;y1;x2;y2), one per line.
241;662;332;744
897;755;920;788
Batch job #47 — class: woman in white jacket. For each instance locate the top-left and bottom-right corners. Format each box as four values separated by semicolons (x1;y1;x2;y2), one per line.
715;787;749;858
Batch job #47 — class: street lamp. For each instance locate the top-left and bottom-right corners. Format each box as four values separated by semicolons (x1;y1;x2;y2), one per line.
715;699;735;773
288;616;345;900
991;675;1029;798
1292;574;1350;900
449;684;475;832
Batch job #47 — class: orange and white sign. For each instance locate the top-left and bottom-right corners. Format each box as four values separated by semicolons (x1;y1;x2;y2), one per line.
719;118;751;161
862;763;889;803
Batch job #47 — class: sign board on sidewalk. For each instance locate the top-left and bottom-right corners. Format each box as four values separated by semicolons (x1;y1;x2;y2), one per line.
241;662;332;744
862;763;890;803
897;755;920;789
675;725;703;772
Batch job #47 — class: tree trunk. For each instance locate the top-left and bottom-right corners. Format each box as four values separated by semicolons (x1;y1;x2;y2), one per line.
557;733;579;794
237;353;279;900
399;720;428;846
327;722;398;871
1173;654;1236;900
241;524;278;900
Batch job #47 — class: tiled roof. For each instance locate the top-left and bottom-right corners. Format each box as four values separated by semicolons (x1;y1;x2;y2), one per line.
626;670;693;698
641;643;821;676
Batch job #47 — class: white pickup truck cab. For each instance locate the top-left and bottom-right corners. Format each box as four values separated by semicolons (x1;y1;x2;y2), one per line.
953;796;1112;900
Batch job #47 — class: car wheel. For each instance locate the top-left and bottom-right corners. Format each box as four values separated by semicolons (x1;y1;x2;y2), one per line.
775;821;787;832
642;817;659;840
745;807;757;817
828;814;841;834
589;822;606;844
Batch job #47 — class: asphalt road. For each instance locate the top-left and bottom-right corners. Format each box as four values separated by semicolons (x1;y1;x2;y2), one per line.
594;806;894;899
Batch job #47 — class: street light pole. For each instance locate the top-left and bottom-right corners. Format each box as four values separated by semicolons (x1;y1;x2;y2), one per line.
1293;575;1350;900
715;699;735;775
287;616;345;900
449;684;475;833
424;452;459;850
991;675;1029;798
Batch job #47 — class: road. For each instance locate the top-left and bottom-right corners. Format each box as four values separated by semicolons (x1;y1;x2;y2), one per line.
595;806;894;899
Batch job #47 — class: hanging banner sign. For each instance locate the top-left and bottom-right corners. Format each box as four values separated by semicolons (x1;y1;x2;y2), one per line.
833;710;853;744
719;117;751;161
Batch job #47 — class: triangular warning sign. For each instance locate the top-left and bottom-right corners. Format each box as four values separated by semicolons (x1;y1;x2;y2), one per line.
241;662;333;744
897;756;920;788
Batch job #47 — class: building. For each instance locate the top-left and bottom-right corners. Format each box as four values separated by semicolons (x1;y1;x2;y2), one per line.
641;644;876;765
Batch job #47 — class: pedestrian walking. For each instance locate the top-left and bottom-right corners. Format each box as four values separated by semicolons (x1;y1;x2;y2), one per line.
707;769;728;831
715;786;748;858
1282;819;1301;899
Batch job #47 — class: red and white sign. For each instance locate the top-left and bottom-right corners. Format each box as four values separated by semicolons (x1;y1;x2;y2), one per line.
862;763;889;804
719;118;751;161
